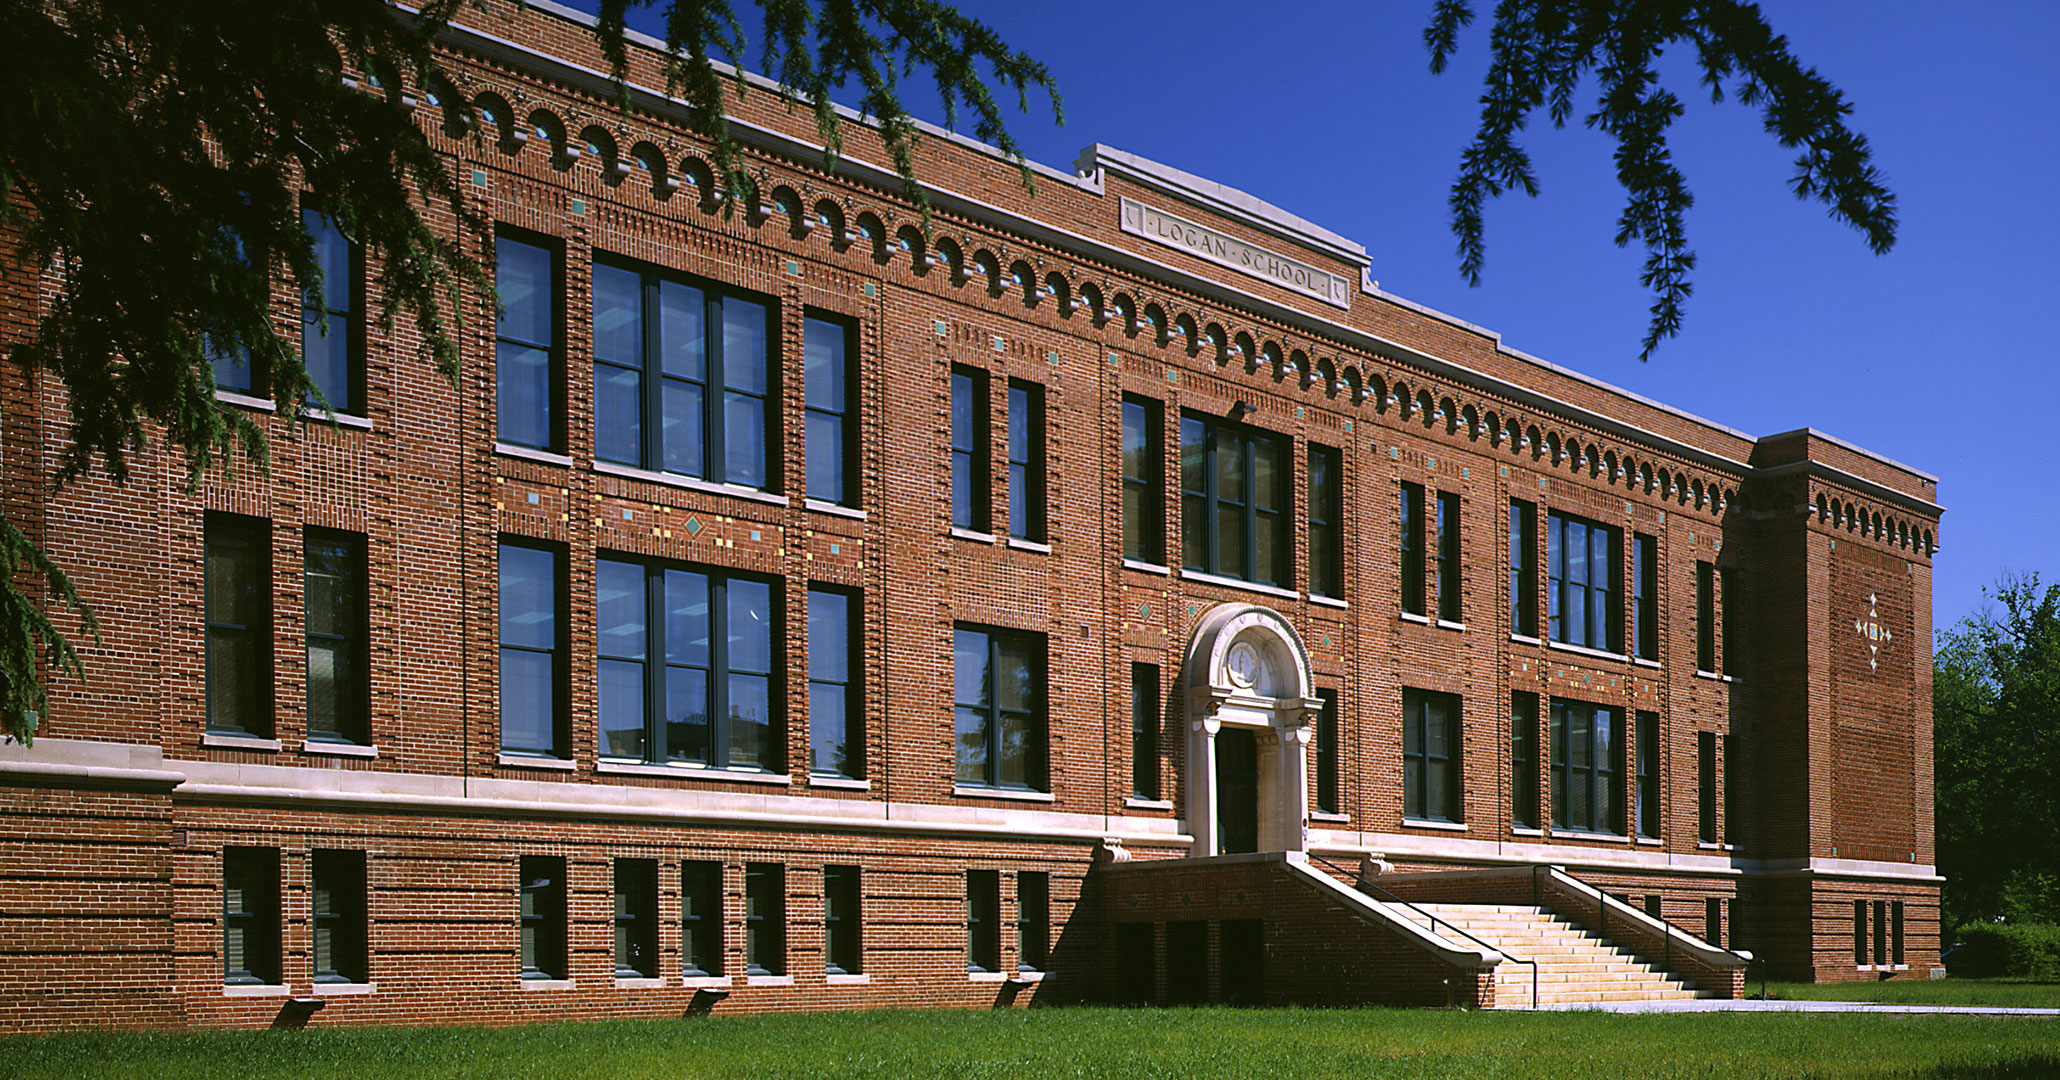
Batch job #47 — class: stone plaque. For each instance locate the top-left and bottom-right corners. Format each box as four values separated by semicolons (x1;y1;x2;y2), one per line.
1119;197;1351;308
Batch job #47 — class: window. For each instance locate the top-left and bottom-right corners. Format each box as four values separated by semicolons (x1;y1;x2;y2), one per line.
1399;482;1425;616
1121;396;1164;564
1874;899;1888;966
1130;662;1160;801
1723;734;1738;845
519;855;567;980
1017;871;1050;973
496;235;559;450
1509;500;1537;636
304;529;367;745
312;849;368;984
1401;689;1460;823
613;858;658;979
804;314;857;505
966;869;1000;972
1308;444;1341;598
1551;699;1621;834
1644;894;1663;919
809;587;861;779
680;860;723;977
1007;380;1045;541
592;261;772;487
1511;692;1539;830
1435;490;1461;622
1180;415;1288;587
498;541;565;757
824;865;862;975
953;626;1047;791
951;367;990;532
1636;710;1660;839
1632;533;1658;660
1705;898;1723;948
744;862;786;976
1892;901;1906;965
210;229;259;394
301;209;361;413
206;513;272;737
1547;511;1621;652
1853;899;1868;965
1720;568;1740;676
1698;730;1717;843
1696;562;1716;672
596;557;780;771
1313;688;1340;815
222;847;279;985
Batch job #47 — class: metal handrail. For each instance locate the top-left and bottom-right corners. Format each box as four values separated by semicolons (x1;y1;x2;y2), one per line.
1311;854;1538;1010
1548;865;1766;999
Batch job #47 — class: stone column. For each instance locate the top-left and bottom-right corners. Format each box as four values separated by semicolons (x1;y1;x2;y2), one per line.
1188;716;1221;857
1276;719;1312;853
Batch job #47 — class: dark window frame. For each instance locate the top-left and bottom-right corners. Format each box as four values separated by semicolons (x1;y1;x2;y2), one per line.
1308;443;1341;598
498;538;568;758
803;311;859;506
823;864;862;975
1401;688;1461;823
744;862;786;977
1547;510;1622;652
1314;687;1341;816
1636;710;1660;839
300;208;365;415
1696;561;1717;673
1400;482;1425;616
1632;533;1658;660
680;859;724;977
1706;897;1724;948
613;857;659;979
494;230;563;452
1016;871;1050;973
1006;379;1046;542
1121;396;1165;565
966;869;1000;973
1509;500;1537;636
1698;730;1718;843
1179;413;1289;588
1436;490;1461;622
808;585;863;780
1511;691;1539;830
1130;662;1160;801
953;625;1049;792
1853;899;1868;965
519;855;567;980
951;366;991;532
206;513;273;738
1720;567;1740;676
222;846;280;986
304;527;368;746
311;848;368;984
1550;698;1622;835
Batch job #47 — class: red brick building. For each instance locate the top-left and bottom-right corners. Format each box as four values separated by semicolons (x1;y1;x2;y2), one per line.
0;0;1942;1030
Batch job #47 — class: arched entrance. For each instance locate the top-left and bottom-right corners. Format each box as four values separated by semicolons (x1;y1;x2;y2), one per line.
1182;603;1325;857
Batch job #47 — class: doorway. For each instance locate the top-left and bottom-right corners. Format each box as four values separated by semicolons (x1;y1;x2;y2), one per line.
1216;727;1259;855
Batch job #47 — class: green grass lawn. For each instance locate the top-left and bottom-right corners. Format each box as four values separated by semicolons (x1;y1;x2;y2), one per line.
1764;977;2060;1009
3;1006;2056;1080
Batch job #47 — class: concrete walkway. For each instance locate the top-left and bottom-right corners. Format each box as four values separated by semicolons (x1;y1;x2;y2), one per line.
1535;998;2059;1015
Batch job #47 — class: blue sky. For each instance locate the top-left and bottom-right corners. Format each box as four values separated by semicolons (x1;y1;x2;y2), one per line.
607;0;2058;636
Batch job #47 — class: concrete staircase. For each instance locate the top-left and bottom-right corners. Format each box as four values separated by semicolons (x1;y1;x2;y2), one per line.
1392;903;1716;1008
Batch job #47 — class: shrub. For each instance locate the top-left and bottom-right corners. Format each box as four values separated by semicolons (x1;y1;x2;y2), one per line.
1946;922;2060;979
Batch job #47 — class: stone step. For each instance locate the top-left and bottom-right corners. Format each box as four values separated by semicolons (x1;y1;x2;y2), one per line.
1379;900;1719;1010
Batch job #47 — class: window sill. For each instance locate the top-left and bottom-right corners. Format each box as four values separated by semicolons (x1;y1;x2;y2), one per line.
311;981;376;996
495;442;574;468
1399;611;1431;625
1547;640;1629;663
215;390;276;413
1633;657;1663;670
1511;826;1545;837
1309;595;1348;610
1636;837;1664;846
825;973;871;986
303;740;377;759
597;760;792;786
1010;970;1047;983
1552;829;1626;842
746;974;794;987
1509;633;1541;646
1695;670;1721;681
1006;537;1053;554
808;774;870;791
1180;568;1299;602
1696;841;1734;851
804;498;867;520
1309;811;1350;824
498;752;575;771
299;408;374;430
1721;674;1744;685
953;785;1055;803
950;527;996;544
1121;558;1171;576
1436;619;1466;632
203;732;282;752
1403;818;1467;832
520;978;574;991
681;975;731;989
222;984;291;997
592;460;789;506
1125;797;1173;811
968;971;1012;983
615;977;664;990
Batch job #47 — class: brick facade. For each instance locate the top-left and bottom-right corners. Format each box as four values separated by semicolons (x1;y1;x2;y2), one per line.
0;0;1941;1030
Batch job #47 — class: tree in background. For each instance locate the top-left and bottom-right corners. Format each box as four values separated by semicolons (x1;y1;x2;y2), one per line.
1935;576;2060;931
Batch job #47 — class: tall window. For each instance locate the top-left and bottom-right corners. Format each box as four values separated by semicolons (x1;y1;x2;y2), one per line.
1007;380;1045;541
1874;900;1887;966
1720;568;1740;676
804;314;857;505
1696;562;1717;672
519;855;567;980
222;847;280;985
680;860;723;977
1180;416;1288;587
1511;692;1539;830
304;529;367;745
1130;662;1160;801
1551;699;1620;834
613;858;658;979
1314;688;1340;815
1121;396;1163;564
496;235;558;450
1436;490;1461;622
809;587;861;779
498;541;564;757
1017;871;1050;973
1723;733;1738;845
210;230;259;395
1698;730;1717;843
1399;482;1425;616
823;865;862;975
206;513;272;737
966;869;1000;973
744;863;786;976
1509;500;1537;636
592;261;771;487
1547;511;1620;652
1706;898;1723;948
596;557;779;771
1853;900;1868;965
301;209;361;413
1636;710;1660;839
1892;901;1905;965
311;849;367;984
1401;689;1460;822
1632;533;1658;661
951;367;990;532
953;626;1047;792
1308;445;1341;598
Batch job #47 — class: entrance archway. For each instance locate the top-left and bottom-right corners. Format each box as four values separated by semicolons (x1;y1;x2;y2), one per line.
1182;603;1324;857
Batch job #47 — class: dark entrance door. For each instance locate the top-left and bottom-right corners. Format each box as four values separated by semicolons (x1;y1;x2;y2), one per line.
1216;727;1259;854
1219;918;1265;1006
